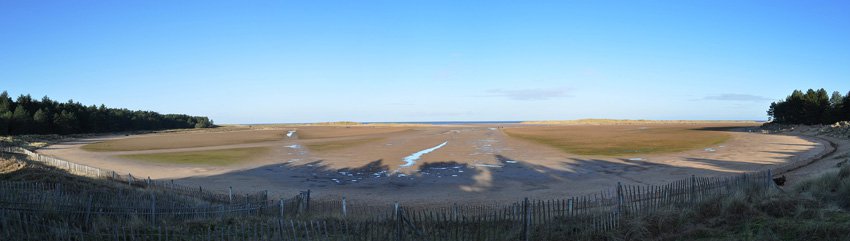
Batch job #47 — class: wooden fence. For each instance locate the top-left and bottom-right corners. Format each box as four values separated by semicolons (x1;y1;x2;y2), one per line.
0;171;775;240
0;181;270;223
1;146;267;204
0;145;780;240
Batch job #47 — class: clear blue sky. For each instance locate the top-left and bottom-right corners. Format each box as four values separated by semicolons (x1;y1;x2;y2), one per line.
2;1;848;124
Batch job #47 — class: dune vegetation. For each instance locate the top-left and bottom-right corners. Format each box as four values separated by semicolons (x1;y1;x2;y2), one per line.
596;165;850;240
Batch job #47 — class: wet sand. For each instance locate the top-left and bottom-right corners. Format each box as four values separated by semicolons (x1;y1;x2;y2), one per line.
39;124;828;205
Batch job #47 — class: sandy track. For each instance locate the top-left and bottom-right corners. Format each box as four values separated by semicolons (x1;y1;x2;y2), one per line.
781;135;848;187
39;124;827;205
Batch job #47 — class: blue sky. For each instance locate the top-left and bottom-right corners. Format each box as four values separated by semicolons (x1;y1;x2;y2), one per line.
2;1;848;124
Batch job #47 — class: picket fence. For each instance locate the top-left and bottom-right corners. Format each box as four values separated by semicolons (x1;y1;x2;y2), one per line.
1;146;267;204
0;174;777;240
0;145;782;240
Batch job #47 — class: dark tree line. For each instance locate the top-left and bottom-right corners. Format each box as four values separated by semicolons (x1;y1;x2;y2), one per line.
0;91;213;135
768;88;850;125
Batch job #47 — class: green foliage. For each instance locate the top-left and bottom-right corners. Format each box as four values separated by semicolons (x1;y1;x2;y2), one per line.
796;165;850;209
769;88;850;125
601;173;850;241
0;90;214;136
0;110;12;135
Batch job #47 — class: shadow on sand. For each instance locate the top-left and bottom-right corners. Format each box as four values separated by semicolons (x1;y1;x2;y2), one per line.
173;149;792;203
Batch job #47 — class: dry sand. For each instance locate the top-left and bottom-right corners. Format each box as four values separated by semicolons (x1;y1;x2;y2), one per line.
39;124;829;205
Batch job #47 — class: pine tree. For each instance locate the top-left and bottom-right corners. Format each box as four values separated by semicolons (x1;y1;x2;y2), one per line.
11;105;32;134
0;91;11;113
0;110;11;135
827;91;845;123
33;109;50;134
0;90;214;135
830;91;844;107
769;89;850;125
842;91;850;122
813;89;831;124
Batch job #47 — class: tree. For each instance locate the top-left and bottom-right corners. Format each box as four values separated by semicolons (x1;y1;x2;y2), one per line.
194;117;213;128
768;89;850;125
830;91;844;106
53;110;78;134
0;110;11;135
811;88;830;124
842;91;850;122
828;91;845;123
0;90;215;135
33;109;50;134
0;91;11;113
11;105;32;134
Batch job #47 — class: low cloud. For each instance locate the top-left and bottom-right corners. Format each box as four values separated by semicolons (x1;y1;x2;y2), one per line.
703;93;771;102
487;88;572;101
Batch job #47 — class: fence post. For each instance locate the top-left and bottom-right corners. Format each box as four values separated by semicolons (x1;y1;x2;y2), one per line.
394;202;401;241
297;192;303;214
151;193;156;224
690;175;696;204
766;169;772;189
128;174;133;186
84;194;93;227
307;189;310;212
616;182;624;215
280;197;284;218
229;187;233;203
523;197;530;241
342;196;347;218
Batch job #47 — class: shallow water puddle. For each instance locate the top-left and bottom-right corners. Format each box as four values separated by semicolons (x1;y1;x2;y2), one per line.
474;163;502;168
400;141;448;167
372;170;388;178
